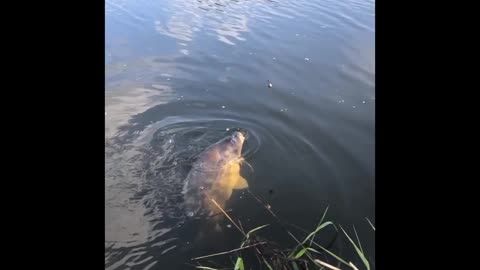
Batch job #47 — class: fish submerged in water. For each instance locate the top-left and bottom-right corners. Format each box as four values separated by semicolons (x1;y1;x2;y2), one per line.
182;131;249;230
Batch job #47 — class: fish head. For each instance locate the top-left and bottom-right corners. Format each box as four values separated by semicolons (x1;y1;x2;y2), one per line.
226;131;245;157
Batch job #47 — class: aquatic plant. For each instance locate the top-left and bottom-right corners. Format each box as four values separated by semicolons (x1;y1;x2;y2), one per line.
191;190;374;270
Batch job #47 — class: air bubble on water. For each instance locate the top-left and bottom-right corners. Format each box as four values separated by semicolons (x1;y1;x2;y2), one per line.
226;128;230;131
304;57;310;61
362;100;366;104
187;212;194;217
273;57;276;60
221;105;226;109
240;196;242;199
227;224;232;228
353;106;356;108
168;139;173;143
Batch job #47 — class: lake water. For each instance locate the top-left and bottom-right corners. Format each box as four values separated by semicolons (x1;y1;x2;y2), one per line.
105;0;375;269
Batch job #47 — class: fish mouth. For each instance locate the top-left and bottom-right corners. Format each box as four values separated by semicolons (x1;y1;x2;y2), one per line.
234;128;249;140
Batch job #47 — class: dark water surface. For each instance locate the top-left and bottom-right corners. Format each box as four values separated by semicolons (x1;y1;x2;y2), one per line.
105;0;374;269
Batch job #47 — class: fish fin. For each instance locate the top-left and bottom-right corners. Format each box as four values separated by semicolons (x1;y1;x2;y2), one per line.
233;175;249;190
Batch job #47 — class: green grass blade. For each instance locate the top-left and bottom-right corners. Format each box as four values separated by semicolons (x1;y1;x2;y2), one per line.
366;218;375;231
195;267;219;270
318;206;329;227
234;257;244;270
340;226;370;270
302;221;336;245
353;225;363;254
292;261;300;270
262;258;273;270
246;224;269;239
311;242;349;266
310;206;329;246
288;247;298;259
306;247;322;254
294;248;307;259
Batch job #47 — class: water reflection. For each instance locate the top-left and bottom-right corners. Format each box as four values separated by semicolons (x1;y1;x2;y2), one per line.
154;0;251;46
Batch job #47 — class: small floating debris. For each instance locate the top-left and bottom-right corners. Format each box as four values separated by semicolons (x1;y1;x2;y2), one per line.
226;128;230;131
199;186;204;190
187;212;194;217
267;80;272;88
273;57;276;60
221;105;226;109
227;224;232;228
239;196;242;199
362;100;366;104
304;57;310;61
